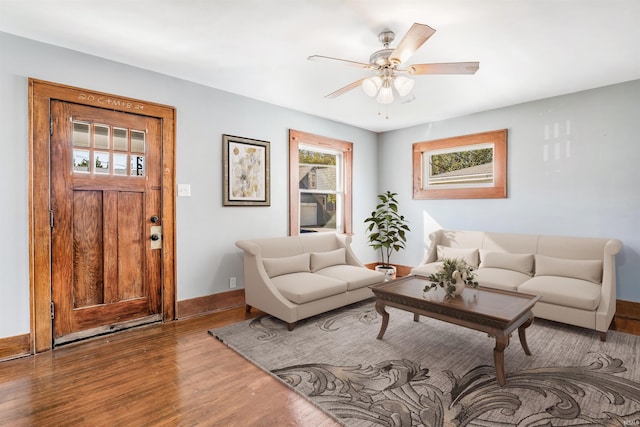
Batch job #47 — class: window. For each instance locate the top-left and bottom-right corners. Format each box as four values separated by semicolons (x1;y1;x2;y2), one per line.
299;148;340;232
289;130;352;235
413;129;507;199
425;143;494;188
71;120;146;177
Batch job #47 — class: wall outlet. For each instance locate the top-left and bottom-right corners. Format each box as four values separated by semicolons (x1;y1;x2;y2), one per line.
229;277;237;289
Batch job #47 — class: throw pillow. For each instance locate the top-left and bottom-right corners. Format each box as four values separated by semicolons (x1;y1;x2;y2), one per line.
310;248;346;272
534;254;603;284
437;245;479;267
480;250;534;276
263;253;310;278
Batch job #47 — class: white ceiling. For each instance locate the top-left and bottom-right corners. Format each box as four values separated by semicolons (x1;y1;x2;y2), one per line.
1;0;639;133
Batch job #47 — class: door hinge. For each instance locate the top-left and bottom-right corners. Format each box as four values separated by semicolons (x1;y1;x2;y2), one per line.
50;116;53;136
50;210;54;228
50;301;55;320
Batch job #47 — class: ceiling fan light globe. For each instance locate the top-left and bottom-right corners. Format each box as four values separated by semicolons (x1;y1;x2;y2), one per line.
394;75;414;97
376;86;394;104
362;76;382;97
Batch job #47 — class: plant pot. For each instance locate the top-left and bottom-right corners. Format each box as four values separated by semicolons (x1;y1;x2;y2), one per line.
375;265;397;281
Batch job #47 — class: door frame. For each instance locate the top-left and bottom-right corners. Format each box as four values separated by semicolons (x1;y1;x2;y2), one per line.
28;79;177;353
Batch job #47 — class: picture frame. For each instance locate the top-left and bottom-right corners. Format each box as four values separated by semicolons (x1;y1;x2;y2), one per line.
223;134;270;206
413;129;507;199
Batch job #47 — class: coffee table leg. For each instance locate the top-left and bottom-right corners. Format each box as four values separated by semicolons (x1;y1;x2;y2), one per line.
375;300;389;340
493;333;510;386
518;312;534;356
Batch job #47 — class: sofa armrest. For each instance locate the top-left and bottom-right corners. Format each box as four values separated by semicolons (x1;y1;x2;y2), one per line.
235;240;261;256
604;239;622;256
235;240;298;323
416;229;442;266
595;239;623;332
335;233;365;267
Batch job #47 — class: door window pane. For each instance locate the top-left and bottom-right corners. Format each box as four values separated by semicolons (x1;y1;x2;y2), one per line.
73;150;90;173
131;130;145;153
94;125;110;149
113;153;128;175
113;128;128;151
94;152;110;174
131;155;145;176
72;122;90;147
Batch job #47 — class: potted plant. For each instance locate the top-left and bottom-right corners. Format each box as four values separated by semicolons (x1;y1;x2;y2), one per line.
423;258;479;299
364;191;410;280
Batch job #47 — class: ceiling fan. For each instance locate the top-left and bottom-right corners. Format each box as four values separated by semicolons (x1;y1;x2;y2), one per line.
308;23;479;105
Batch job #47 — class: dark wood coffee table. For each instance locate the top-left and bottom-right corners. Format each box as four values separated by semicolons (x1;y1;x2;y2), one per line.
370;275;541;386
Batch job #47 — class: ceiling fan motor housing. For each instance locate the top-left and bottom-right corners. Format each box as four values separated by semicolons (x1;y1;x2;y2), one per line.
370;48;394;66
370;30;396;66
378;30;395;46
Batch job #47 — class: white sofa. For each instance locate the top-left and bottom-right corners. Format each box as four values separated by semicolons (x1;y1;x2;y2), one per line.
236;233;385;330
411;229;622;340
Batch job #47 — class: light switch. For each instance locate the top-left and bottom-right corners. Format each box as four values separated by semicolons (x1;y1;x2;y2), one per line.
178;184;191;197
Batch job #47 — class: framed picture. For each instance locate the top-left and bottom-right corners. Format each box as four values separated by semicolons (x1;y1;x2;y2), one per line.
223;134;270;206
413;129;507;199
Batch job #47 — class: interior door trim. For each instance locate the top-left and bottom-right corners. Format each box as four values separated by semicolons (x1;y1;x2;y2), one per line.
28;79;177;353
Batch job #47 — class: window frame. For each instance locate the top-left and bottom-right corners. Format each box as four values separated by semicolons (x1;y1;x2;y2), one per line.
289;129;352;236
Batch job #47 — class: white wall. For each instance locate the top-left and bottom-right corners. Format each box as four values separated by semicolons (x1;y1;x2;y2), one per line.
0;32;380;338
378;79;640;302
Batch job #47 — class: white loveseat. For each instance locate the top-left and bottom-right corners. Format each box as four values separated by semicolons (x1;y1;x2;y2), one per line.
411;229;622;340
236;233;385;330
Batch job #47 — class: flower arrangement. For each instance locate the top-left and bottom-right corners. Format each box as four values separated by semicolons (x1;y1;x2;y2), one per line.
423;258;479;299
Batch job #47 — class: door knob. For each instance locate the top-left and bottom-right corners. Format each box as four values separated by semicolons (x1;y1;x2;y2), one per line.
150;215;160;223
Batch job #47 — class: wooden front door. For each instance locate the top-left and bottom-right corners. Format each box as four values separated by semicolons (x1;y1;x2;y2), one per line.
50;101;163;345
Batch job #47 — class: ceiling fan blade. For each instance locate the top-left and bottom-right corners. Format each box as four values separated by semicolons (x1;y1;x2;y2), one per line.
308;55;373;70
389;23;436;65
324;78;367;99
408;62;480;75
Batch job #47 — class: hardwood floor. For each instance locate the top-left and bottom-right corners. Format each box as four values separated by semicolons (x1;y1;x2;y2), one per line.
3;299;637;426
0;307;341;427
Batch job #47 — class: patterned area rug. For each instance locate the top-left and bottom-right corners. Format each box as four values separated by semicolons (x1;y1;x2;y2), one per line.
209;300;640;426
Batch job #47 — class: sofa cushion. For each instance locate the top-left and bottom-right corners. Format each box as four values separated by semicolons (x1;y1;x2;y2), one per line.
272;272;347;304
315;265;385;291
411;261;444;277
518;276;601;311
534;254;603;284
310;248;346;272
475;268;531;291
437;246;479;267
263;253;310;278
480;250;534;276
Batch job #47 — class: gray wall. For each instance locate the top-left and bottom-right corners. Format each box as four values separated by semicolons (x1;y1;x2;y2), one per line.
1;31;638;341
0;32;379;338
378;79;640;301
